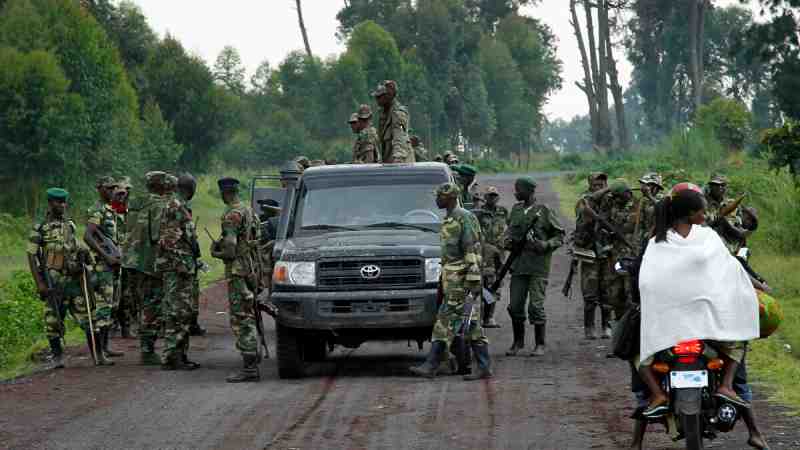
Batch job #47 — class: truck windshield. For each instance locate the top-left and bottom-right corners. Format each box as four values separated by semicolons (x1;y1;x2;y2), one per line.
295;181;445;234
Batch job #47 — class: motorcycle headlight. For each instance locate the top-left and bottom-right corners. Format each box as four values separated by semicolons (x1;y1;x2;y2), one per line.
273;261;316;286
425;258;441;283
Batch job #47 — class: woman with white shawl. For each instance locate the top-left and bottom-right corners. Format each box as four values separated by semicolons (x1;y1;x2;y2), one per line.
637;182;763;420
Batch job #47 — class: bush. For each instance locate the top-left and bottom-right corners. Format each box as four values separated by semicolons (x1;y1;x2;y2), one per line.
695;98;753;151
760;120;800;178
0;271;43;368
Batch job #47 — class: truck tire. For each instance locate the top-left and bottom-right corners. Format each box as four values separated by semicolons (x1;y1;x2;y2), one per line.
303;337;328;362
277;324;305;379
680;413;704;450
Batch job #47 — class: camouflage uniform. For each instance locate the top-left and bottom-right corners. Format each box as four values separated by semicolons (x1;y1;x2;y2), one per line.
596;186;636;324
157;193;197;364
474;187;508;327
352;126;380;163
373;81;414;163
412;139;429;162
86;200;119;329
704;175;748;255
632;173;664;253
573;187;605;338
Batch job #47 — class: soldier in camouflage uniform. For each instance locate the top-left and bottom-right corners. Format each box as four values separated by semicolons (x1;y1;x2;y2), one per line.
84;176;123;363
410;135;428;162
704;174;751;254
124;172;174;365
178;174;206;338
474;186;508;328
158;173;201;370
27;188;96;368
211;177;262;383
352;104;380;164
451;164;481;210
113;177;135;338
410;182;492;380
505;177;564;357
573;172;608;339
372;80;415;163
633;173;664;253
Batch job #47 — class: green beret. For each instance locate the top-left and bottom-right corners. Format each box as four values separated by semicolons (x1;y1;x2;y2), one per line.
436;182;461;198
452;164;477;177
515;177;537;191
46;188;69;201
610;179;631;194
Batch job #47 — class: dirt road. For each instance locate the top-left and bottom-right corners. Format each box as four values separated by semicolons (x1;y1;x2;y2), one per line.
2;174;798;450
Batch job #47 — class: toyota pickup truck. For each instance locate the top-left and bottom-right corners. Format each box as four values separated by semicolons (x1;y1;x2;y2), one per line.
256;162;453;378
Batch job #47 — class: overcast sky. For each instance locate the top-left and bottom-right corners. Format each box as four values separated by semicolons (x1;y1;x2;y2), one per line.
130;0;757;122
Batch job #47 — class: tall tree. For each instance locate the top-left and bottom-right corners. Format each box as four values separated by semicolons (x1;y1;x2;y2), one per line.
294;0;313;57
214;45;246;95
688;0;710;111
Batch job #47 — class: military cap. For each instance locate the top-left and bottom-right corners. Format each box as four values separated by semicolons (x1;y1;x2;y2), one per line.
348;113;359;123
295;156;310;169
588;172;608;183
515;177;537;191
436;182;461;198
451;164;477;177
145;171;167;186
639;172;663;188
164;174;178;191
96;176;117;188
357;104;373;119
709;174;728;185
117;176;133;190
370;82;389;97
218;177;240;192
46;187;69;201
610;179;631;194
484;186;500;197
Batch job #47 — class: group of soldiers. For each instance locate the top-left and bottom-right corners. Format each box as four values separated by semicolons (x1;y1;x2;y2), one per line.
28;173;268;382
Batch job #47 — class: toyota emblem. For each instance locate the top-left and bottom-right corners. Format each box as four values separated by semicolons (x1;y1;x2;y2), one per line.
360;265;381;280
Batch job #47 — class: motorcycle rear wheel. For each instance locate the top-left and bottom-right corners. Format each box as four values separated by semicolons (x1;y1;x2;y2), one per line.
680;413;704;450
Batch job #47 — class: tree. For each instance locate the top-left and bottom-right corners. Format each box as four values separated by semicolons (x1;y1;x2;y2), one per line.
214;46;246;96
294;0;313;57
688;0;711;111
695;97;752;151
345;20;404;88
140;100;182;172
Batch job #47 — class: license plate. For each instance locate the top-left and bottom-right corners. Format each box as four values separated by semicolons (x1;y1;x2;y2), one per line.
670;370;708;389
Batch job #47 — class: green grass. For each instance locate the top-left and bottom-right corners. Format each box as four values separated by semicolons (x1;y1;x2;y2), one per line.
551;138;800;411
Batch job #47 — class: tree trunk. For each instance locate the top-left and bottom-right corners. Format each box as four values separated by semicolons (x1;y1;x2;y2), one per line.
688;0;707;112
295;0;313;58
594;0;613;152
605;22;629;150
570;0;599;148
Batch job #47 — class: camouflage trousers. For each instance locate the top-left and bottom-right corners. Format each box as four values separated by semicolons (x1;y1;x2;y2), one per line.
162;271;194;362
44;269;96;338
191;275;200;324
509;274;548;325
227;276;258;356
91;267;115;328
138;273;164;351
432;268;487;345
579;259;605;314
118;268;141;328
603;266;631;321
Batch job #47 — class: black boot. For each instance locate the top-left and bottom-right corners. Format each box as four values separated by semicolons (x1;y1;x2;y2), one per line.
584;304;597;340
102;327;124;358
410;341;446;378
506;320;525;356
48;338;65;369
140;337;160;366
600;308;613;339
226;354;260;383
530;324;546;357
189;317;206;337
464;342;493;381
452;336;472;375
483;303;501;328
88;330;114;366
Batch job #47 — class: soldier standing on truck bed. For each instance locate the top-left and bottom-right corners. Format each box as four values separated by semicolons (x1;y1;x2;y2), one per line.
372;80;414;164
351;104;380;164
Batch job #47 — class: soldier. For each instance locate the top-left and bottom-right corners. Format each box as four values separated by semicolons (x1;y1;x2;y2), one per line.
176;174;206;337
443;151;459;166
410;135;428;162
451;164;480;210
704;174;751;254
573;172;608;339
633;172;664;252
433;154;444;163
295;156;311;172
475;186;508;328
158;173;201;370
211;177;262;383
84;176;123;362
410;183;493;380
352;104;380;164
372;80;414;163
113;176;135;338
125;171;174;365
505;177;564;357
27;188;97;368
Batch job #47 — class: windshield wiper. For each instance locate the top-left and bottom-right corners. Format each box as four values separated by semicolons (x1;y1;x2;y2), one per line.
364;222;437;232
301;224;359;231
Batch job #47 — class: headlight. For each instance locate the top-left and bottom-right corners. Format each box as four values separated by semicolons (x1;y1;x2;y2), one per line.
273;261;316;286
425;258;441;283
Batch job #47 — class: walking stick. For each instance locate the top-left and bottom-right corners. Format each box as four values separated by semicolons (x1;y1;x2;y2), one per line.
80;265;98;364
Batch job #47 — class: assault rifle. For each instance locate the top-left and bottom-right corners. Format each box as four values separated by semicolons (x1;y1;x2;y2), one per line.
35;246;65;340
581;202;634;250
561;256;579;299
490;209;541;292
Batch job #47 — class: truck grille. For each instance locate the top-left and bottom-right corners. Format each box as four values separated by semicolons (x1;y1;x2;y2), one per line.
317;258;424;290
318;298;426;315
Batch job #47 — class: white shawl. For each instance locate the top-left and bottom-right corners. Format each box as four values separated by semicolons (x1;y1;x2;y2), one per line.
639;225;759;363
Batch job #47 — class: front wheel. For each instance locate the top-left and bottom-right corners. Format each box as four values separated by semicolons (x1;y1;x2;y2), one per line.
276;324;305;379
680;413;704;450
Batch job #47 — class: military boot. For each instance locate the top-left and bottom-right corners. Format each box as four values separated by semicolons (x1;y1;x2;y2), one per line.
464;342;493;381
483;303;501;328
89;331;114;366
505;320;525;356
48;337;65;369
226;354;260;383
162;353;200;371
530;324;546;357
101;327;124;358
409;341;446;378
140;338;161;366
452;336;472;375
584;305;598;340
600;308;613;339
189;317;207;337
